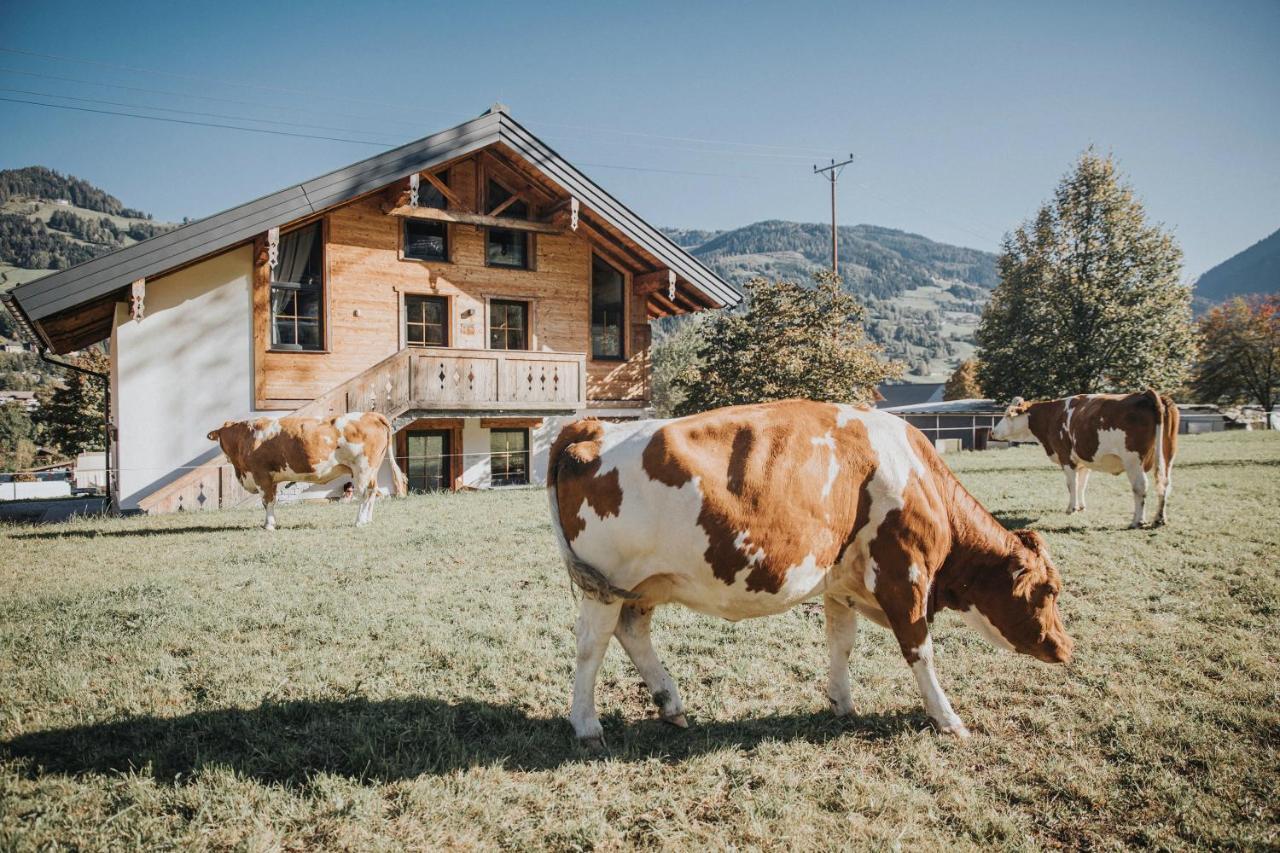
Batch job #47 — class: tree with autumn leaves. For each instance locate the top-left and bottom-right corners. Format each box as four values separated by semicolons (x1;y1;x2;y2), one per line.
1192;296;1280;422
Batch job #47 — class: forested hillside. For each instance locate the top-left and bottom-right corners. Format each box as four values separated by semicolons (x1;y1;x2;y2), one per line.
665;220;1000;380
1195;227;1280;305
0;167;175;343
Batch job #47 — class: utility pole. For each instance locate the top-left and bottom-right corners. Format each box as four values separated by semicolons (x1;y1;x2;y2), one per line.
813;155;855;277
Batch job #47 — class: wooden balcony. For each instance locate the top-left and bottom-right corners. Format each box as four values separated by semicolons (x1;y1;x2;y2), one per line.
297;346;587;421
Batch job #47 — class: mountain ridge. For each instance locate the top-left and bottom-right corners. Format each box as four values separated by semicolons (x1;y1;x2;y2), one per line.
1194;227;1280;304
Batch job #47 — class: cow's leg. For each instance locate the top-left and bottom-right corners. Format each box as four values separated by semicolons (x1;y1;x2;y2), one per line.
1153;462;1171;526
614;604;686;728
1124;456;1147;528
1063;465;1079;513
570;597;622;747
1075;467;1091;512
262;481;278;531
872;557;968;737
355;470;377;527
824;595;859;716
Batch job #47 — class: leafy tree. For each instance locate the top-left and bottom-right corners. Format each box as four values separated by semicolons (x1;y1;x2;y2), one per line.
670;271;902;416
944;358;985;400
976;151;1194;400
1191;295;1280;421
650;317;706;418
34;349;108;456
0;401;38;472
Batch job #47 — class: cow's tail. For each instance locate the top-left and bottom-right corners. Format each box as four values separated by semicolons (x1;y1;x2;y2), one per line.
1142;388;1169;497
546;423;638;604
382;416;407;497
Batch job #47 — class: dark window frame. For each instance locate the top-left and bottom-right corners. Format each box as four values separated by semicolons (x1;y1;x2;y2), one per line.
485;226;532;270
590;253;627;361
404;293;449;348
403;428;453;492
269;220;326;353
489;428;530;487
402;218;449;263
488;298;530;351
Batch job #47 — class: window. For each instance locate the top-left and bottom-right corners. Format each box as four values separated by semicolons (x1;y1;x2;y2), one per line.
489;299;529;350
404;219;448;261
419;170;449;209
591;254;625;360
405;295;448;347
270;221;324;351
405;430;451;492
487;227;530;269
490;428;529;486
487;180;528;219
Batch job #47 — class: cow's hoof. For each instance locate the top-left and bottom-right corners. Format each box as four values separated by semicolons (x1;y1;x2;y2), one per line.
662;712;689;729
578;735;606;752
263;524;275;531
1152;517;1167;528
938;722;971;739
828;695;855;717
1128;522;1144;530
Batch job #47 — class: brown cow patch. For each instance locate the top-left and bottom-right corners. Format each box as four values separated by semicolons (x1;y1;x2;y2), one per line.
548;419;625;542
639;400;877;594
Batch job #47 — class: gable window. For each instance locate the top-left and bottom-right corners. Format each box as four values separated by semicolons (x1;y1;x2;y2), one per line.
487;180;528;219
487;227;530;269
270;221;324;351
489;299;529;350
404;219;448;262
490;428;529;486
405;294;448;347
591;255;626;360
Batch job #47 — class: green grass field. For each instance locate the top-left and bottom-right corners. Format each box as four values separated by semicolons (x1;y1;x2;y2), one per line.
2;432;1278;850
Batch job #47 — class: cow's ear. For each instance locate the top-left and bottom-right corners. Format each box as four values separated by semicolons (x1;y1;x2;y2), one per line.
207;428;221;441
1013;529;1046;554
1008;396;1025;413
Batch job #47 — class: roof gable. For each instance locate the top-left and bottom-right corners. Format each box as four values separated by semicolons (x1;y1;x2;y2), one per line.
7;109;738;350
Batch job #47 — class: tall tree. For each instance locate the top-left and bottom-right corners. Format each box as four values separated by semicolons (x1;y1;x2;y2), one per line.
650;317;707;418
0;401;38;472
34;349;108;456
670;271;902;416
943;358;984;400
1192;295;1280;421
976;151;1194;400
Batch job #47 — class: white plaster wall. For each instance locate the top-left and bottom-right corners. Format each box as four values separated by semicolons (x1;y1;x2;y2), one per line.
112;247;254;509
461;418;491;488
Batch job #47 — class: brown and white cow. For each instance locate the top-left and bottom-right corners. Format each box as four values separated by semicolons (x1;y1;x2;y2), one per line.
208;412;405;529
547;399;1073;746
990;390;1178;528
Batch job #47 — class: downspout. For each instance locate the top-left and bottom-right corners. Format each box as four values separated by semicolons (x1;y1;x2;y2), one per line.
1;293;115;512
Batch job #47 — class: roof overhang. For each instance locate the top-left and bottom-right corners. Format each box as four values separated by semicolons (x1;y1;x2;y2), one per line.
9;109;739;353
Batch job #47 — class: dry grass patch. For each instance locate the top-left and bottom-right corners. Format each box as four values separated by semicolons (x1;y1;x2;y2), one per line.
1;432;1277;849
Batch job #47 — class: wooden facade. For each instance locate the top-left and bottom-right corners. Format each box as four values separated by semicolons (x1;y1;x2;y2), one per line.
251;151;655;410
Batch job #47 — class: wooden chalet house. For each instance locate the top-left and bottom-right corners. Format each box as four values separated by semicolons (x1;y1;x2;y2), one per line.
2;107;738;513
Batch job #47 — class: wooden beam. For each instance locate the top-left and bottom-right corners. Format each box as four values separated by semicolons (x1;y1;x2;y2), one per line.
487;193;522;218
577;217;649;272
649;291;682;316
384;205;563;235
635;269;676;296
421;169;464;210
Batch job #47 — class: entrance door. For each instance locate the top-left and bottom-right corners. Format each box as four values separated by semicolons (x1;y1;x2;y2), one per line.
405;430;452;492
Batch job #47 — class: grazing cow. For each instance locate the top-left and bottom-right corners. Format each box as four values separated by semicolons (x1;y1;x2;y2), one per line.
547;399;1073;746
990;390;1178;528
207;412;405;529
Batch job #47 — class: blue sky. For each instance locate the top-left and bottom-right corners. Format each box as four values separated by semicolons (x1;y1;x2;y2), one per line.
1;0;1276;278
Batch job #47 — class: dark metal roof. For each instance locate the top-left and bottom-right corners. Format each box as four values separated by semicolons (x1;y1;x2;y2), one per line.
7;109;739;340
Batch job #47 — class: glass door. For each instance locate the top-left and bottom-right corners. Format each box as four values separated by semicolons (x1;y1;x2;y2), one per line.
405;430;451;492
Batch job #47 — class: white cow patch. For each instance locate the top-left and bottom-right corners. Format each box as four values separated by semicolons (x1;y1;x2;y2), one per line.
812;431;840;500
252;418;281;442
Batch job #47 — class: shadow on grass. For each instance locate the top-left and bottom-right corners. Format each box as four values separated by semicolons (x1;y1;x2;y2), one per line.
13;523;317;540
1;697;925;786
989;512;1040;529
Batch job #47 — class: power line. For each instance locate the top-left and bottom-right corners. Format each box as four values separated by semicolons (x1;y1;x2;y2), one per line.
0;87;404;141
0;96;757;179
0;45;833;158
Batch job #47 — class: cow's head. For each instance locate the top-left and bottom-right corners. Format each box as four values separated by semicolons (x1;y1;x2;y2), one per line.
945;529;1074;664
206;420;237;444
990;397;1035;442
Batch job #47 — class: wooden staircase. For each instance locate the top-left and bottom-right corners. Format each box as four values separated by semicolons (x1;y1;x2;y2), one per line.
136;347;586;514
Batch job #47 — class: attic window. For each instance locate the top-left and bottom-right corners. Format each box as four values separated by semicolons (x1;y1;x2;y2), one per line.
418;169;449;209
487;180;528;219
270;221;324;351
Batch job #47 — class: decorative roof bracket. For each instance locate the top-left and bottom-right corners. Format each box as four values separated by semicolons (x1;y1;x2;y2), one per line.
409;173;420;208
130;278;146;322
267;227;280;271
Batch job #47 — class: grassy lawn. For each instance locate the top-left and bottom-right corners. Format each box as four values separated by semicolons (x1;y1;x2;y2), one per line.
2;432;1278;850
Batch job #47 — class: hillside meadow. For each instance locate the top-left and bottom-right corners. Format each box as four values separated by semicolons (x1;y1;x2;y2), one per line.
1;432;1277;849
